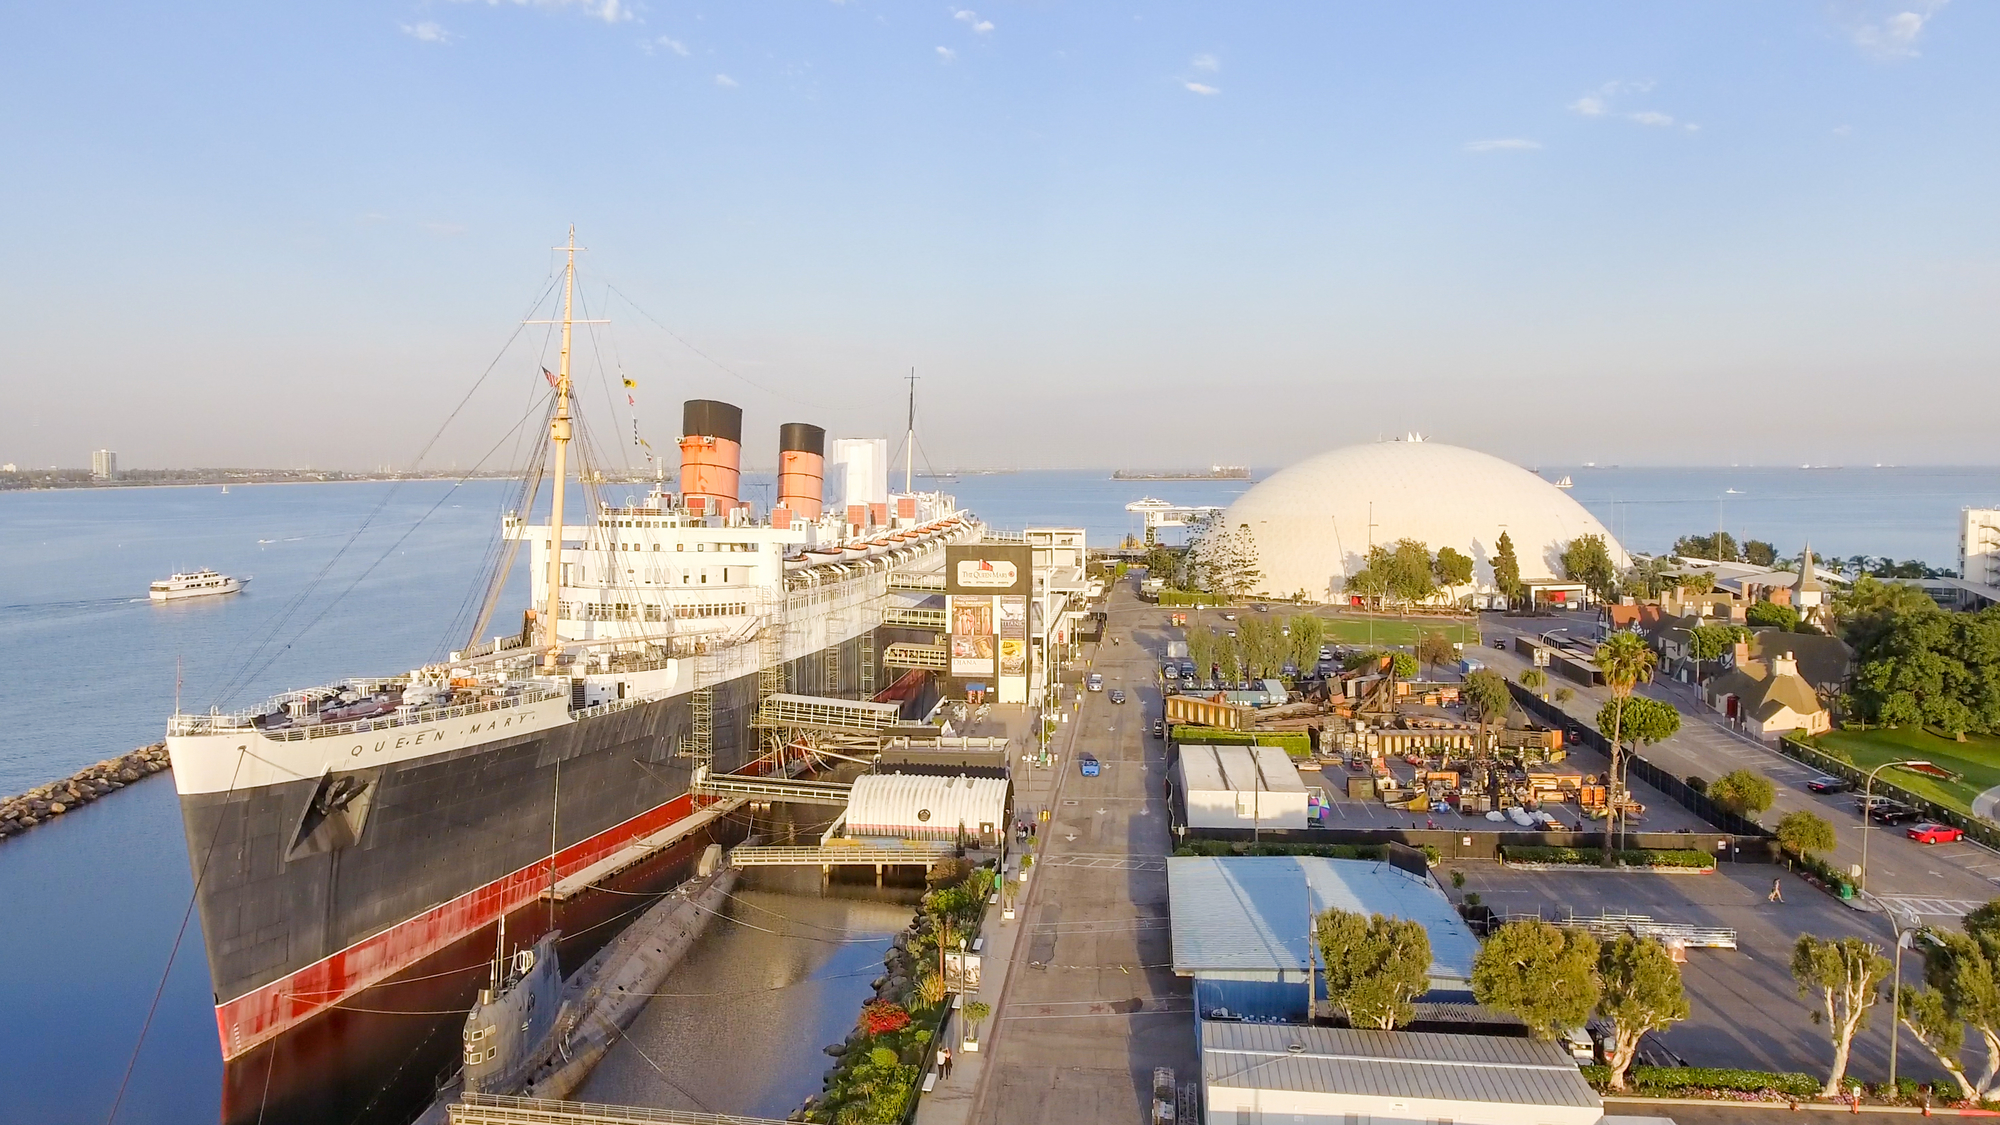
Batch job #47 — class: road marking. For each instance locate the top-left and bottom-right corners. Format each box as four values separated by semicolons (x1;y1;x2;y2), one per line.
1041;855;1167;872
1876;895;1986;918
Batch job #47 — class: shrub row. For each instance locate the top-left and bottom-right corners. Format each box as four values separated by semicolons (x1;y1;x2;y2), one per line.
1501;845;1715;869
1175;840;1444;866
1171;728;1313;758
1581;1065;1822;1099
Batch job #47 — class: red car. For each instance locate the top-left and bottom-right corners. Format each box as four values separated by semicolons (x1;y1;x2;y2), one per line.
1908;823;1964;844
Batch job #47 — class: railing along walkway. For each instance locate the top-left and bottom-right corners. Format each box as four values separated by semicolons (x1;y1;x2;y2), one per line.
730;842;955;867
450;1092;792;1125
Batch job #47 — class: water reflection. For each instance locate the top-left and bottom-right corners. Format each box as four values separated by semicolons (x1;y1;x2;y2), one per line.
576;867;920;1118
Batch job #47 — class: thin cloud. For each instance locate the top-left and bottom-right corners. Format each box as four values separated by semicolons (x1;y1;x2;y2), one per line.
1192;53;1219;72
952;8;993;33
1847;1;1947;59
655;36;689;56
714;73;738;87
1569;81;1694;133
452;0;631;24
1184;81;1219;96
936;46;956;62
1628;110;1676;128
400;21;452;43
1464;138;1541;152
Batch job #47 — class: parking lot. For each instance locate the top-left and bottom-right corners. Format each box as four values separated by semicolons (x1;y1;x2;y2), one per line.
1456;863;1945;1083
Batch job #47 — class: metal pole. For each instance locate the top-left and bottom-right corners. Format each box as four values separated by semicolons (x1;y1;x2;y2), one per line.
1889;930;1904;1089
1860;759;1929;895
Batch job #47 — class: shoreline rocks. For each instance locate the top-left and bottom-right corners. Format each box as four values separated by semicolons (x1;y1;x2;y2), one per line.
0;744;171;839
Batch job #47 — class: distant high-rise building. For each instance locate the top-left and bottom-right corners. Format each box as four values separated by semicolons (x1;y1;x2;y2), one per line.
92;449;117;480
1963;509;2000;588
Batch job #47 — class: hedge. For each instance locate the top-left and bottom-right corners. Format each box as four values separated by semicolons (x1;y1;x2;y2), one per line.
1157;590;1220;607
1173;728;1313;758
1501;846;1715;869
1581;1065;1822;1099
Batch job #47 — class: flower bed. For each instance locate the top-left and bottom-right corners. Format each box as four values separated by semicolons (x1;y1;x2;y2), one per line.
1500;846;1715;871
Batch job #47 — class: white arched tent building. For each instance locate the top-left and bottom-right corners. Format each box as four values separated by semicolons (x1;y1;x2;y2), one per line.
1218;438;1626;607
845;773;1010;846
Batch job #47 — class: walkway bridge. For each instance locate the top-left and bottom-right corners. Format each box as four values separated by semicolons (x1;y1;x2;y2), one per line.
450;1093;791;1125
730;841;956;867
752;693;903;734
882;642;948;671
695;774;853;807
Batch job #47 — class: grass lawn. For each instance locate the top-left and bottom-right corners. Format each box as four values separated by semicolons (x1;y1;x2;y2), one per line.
1813;726;2000;817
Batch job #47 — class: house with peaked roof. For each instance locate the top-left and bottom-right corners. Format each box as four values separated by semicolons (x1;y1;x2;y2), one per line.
1704;642;1832;740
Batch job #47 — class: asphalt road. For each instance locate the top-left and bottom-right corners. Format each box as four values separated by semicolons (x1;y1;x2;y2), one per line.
1479;613;2000;926
965;580;1196;1124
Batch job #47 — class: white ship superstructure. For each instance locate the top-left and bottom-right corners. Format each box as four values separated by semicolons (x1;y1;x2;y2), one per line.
149;568;245;601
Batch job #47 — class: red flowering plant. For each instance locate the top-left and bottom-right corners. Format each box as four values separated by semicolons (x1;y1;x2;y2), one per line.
859;1000;911;1036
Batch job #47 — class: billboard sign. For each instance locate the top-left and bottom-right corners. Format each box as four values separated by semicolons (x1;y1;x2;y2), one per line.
946;544;1033;702
949;595;996;677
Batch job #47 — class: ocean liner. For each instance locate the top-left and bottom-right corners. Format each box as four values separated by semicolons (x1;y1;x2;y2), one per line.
165;235;973;1124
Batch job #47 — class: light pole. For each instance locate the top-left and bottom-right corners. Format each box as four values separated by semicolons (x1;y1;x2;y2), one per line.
1859;759;1930;895
1888;908;1922;1090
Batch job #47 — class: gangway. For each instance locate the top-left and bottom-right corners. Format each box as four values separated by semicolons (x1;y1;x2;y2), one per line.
451;1092;793;1125
882;642;948;671
883;605;948;630
753;693;903;734
730;841;955;867
695;774;853;807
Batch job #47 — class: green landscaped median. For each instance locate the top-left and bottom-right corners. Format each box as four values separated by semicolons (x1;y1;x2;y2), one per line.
1811;727;2000;818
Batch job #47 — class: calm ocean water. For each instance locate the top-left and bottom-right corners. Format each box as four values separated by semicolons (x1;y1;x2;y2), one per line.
1;462;1996;1121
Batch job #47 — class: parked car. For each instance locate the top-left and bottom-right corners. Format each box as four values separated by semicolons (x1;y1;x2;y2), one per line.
1492;639;1507;650
1254;603;1268;612
1909;822;1965;844
1222;612;1237;621
1079;753;1100;777
1087;673;1104;692
1806;776;1850;794
1179;661;1197;679
1152;719;1164;739
1869;803;1921;825
1319;645;1334;661
1110;689;1126;704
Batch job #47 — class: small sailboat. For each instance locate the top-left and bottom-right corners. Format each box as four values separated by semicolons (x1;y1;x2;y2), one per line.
220;485;230;494
1553;475;1574;489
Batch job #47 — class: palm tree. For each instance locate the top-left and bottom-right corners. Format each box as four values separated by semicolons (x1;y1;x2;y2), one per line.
1594;631;1657;862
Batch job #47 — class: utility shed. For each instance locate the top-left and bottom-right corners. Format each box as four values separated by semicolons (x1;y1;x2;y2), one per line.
845;773;1009;845
1179;744;1308;830
1169;856;1479;1020
1201;1021;1602;1125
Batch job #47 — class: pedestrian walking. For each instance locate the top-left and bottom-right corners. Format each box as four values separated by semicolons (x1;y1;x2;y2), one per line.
1768;878;1785;903
939;1047;953;1080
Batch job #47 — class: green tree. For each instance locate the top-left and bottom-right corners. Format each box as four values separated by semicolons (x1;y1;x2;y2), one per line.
1519;668;1547;694
1471;920;1601;1040
1389;651;1418;679
1315;910;1433;1030
1195;522;1264;599
1560;535;1618;603
1792;934;1892;1097
1775;809;1837;858
1901;905;2000;1101
1836;574;1948;655
1674;531;1740;562
1187;624;1216;681
1686;623;1747;685
1216;631;1241;682
1462;669;1512;762
1417;630;1456;677
1679;570;1717;596
1389;539;1438;606
1744;539;1779;567
1597;935;1691;1090
1747;601;1801;631
1288;614;1325;673
1612;696;1681;753
1707;769;1776;817
1593;632;1657;860
1344;548;1392;607
1492;532;1524;609
962;1000;991;1043
1434;546;1474;604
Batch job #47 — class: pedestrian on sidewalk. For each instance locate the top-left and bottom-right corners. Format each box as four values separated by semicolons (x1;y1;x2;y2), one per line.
1768;878;1784;903
939;1046;953;1080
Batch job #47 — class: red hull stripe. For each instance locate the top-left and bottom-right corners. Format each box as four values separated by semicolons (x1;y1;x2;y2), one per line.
213;792;705;1060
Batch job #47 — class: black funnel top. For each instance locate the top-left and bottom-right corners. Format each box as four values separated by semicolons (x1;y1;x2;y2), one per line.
779;423;825;455
682;400;743;443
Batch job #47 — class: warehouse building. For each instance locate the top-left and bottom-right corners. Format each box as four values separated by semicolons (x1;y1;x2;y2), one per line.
1201;1022;1602;1125
1178;743;1309;831
1168;855;1479;1022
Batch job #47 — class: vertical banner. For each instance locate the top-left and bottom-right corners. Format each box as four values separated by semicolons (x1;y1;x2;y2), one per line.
946;544;1033;700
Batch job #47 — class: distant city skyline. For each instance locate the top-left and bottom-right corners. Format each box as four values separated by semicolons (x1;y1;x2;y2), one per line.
2;2;1996;472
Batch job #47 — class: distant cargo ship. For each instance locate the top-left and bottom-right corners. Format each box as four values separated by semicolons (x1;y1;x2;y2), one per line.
1112;465;1251;481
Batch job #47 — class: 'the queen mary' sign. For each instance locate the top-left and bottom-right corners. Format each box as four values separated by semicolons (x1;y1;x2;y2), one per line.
955;558;1018;588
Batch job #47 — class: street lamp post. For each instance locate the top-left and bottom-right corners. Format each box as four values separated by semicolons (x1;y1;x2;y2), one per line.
1859;758;1931;896
1887;908;1922;1090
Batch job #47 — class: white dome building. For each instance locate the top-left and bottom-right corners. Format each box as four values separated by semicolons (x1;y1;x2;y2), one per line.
1218;438;1625;604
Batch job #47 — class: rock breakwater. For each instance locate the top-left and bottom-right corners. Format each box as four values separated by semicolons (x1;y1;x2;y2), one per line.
0;744;172;838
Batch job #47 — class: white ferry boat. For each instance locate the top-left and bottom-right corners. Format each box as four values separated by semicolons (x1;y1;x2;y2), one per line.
149;568;245;601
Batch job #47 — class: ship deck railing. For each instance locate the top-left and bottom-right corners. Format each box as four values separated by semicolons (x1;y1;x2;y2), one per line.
450;1092;796;1125
729;841;956;867
169;687;567;740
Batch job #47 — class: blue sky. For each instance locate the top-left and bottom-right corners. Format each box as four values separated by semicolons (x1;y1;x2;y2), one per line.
2;1;1994;471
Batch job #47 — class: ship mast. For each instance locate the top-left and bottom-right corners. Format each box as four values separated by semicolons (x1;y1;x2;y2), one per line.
543;230;579;671
904;368;916;494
